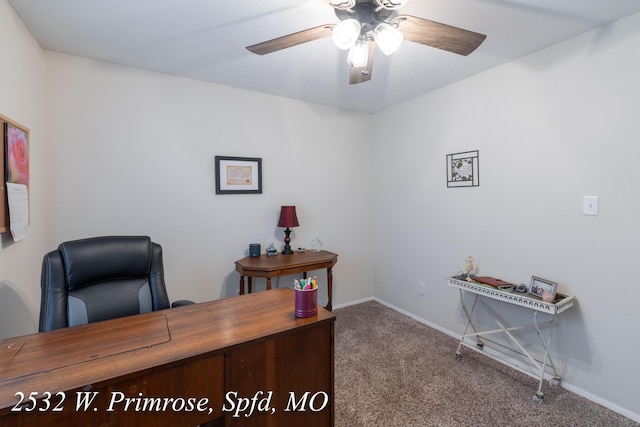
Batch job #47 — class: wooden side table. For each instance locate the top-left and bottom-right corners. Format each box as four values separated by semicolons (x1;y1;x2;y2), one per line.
235;250;338;311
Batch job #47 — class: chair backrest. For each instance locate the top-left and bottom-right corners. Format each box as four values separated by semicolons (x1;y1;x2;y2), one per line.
39;236;170;332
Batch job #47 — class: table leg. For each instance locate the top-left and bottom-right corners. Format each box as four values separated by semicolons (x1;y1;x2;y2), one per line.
239;275;245;295
266;278;272;290
248;277;253;293
456;292;481;358
326;267;333;312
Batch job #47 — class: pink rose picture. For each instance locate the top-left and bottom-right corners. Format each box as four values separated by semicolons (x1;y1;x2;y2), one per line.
6;123;29;185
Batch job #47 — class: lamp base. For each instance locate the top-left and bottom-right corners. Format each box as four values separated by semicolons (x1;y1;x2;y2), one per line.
282;227;293;255
282;245;294;255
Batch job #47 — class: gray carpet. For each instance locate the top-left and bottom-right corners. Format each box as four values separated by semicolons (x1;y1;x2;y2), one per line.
334;300;637;427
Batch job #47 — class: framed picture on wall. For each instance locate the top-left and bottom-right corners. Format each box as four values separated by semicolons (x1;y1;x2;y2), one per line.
215;156;262;194
447;150;479;188
4;121;29;185
528;276;557;300
1;113;31;236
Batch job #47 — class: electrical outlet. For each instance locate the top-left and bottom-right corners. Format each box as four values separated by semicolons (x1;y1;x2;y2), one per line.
418;282;426;296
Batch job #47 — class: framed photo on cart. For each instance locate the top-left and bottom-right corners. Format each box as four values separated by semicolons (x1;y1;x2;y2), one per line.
528;276;557;300
215;156;262;194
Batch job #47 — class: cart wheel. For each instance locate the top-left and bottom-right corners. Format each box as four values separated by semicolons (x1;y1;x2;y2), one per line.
455;352;461;361
549;377;560;387
533;392;544;404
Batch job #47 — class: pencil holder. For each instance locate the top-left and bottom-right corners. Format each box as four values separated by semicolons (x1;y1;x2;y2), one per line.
294;287;318;318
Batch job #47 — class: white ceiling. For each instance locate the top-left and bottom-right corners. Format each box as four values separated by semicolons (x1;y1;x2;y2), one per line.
8;0;640;113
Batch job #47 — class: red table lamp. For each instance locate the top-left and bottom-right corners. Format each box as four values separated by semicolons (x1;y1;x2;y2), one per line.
277;206;299;255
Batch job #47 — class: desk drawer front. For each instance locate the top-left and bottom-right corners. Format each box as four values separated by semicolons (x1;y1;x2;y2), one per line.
1;355;224;427
227;323;334;427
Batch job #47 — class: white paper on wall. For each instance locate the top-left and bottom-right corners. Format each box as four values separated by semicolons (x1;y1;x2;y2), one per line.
6;182;29;242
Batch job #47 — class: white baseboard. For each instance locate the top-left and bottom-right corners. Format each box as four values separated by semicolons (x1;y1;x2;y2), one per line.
332;296;375;310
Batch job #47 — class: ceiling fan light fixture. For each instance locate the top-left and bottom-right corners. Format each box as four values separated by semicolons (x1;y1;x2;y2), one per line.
347;38;369;68
325;0;356;10
332;19;361;50
374;0;410;10
373;22;403;55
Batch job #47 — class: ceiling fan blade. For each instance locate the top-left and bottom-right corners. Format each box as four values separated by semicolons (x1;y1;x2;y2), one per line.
392;15;486;56
349;39;376;85
246;24;335;55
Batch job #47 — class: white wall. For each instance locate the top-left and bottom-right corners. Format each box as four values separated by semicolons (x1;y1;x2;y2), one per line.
43;52;375;309
372;12;640;420
3;0;639;419
0;0;47;338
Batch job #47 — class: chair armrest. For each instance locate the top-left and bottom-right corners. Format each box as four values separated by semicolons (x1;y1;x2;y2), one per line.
171;300;195;308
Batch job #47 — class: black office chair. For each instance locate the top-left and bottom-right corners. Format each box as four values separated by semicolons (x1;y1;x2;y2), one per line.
39;235;192;332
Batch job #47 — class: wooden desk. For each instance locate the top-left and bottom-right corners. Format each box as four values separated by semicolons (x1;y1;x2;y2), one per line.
0;288;335;426
235;250;338;311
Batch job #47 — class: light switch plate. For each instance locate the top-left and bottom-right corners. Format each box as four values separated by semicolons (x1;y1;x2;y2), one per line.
583;196;599;216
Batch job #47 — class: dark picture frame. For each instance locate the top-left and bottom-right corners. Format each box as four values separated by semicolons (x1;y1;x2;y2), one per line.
528;276;558;300
215;156;262;194
447;150;479;188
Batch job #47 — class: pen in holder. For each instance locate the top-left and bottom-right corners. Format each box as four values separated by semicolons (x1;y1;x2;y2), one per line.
294;277;318;318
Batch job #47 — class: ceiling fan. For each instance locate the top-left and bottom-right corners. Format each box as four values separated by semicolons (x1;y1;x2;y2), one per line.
246;0;487;84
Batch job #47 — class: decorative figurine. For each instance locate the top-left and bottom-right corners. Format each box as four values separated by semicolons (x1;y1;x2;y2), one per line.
266;242;278;256
310;238;323;252
464;256;475;280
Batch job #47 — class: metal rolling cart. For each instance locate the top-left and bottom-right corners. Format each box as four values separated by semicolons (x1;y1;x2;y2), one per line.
447;276;575;403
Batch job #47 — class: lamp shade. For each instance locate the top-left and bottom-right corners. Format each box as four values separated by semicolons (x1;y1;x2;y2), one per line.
277;206;299;228
332;19;361;50
347;38;369;68
374;22;403;55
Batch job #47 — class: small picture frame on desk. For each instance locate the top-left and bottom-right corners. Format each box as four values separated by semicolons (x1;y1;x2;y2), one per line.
528;276;557;300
